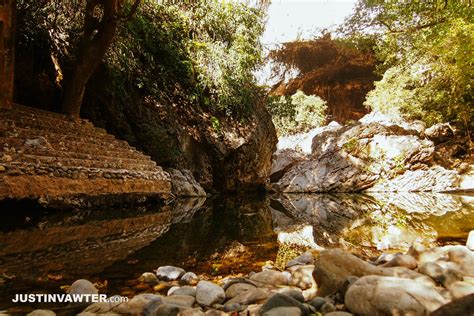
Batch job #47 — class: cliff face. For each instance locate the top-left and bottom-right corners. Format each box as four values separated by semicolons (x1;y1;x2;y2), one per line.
269;37;379;123
80;72;277;192
13;53;277;194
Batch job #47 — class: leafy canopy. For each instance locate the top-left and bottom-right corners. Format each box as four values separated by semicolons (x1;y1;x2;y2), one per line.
342;0;473;129
16;0;268;118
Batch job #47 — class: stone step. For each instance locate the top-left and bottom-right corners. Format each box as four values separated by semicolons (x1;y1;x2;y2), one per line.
6;104;94;126
0;117;111;140
0;106;97;130
4;152;158;171
1;141;154;166
0;136;149;161
0;124;134;150
1;161;167;181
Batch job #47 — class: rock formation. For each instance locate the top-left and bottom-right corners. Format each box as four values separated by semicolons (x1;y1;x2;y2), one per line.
271;112;472;193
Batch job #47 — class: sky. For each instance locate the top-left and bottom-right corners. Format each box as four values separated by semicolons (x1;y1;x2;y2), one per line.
262;0;358;45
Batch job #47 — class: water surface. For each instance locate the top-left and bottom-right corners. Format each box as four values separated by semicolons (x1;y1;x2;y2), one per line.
0;193;472;311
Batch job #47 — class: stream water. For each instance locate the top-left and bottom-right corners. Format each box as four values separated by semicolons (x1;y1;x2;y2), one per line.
0;193;473;311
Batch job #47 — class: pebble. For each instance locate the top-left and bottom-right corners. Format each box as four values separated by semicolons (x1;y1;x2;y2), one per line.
321;302;337;313
156;266;186;281
68;279;98;295
139;272;159;285
381;254;417;269
286;251;314;268
181;272;199;285
168;285;197;297
310;297;327;310
249;270;289;286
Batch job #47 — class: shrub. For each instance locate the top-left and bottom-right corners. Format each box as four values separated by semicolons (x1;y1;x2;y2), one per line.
269;90;327;136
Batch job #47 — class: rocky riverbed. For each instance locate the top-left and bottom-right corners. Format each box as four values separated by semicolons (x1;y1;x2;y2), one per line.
15;231;474;316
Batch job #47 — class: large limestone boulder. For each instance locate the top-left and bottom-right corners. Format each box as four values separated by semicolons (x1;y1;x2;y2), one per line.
368;166;459;192
169;169;206;197
270;150;307;183
277;122;342;154
274;118;465;193
344;275;446;315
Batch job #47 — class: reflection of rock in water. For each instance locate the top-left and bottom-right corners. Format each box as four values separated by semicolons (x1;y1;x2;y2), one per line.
270;193;378;248
99;196;278;286
270;193;474;252
0;198;205;303
368;192;463;215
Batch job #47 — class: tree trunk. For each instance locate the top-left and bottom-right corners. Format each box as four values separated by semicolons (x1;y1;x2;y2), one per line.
61;0;120;117
0;0;15;109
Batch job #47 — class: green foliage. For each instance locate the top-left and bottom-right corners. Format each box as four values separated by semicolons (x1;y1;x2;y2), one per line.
343;1;474;129
109;1;267;117
210;116;221;133
269;90;327;136
16;0;267;118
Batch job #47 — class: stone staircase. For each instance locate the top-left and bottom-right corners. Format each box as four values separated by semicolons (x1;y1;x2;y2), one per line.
0;104;172;206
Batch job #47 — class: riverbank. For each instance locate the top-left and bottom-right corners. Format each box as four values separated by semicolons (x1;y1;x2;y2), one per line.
15;234;474;316
1;192;473;314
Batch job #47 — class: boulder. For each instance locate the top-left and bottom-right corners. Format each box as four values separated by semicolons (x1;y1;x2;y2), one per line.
262;306;302;316
381;254;417;269
26;311;56;316
430;293;474;316
368;166;460;192
224;288;269;306
196;281;225;306
84;293;158;314
447;246;474;276
169;169;206;197
225;282;257;299
448;281;474;300
344;275;446;315
277;289;305;303
270;150;307;183
156;266;186;281
259;293;311;315
274;119;464;193
467;230;474;251
277;122;342;154
179;308;206;316
314;249;429;296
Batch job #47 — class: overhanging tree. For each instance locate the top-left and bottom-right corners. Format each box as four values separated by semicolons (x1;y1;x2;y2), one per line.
61;0;140;117
341;0;473;133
